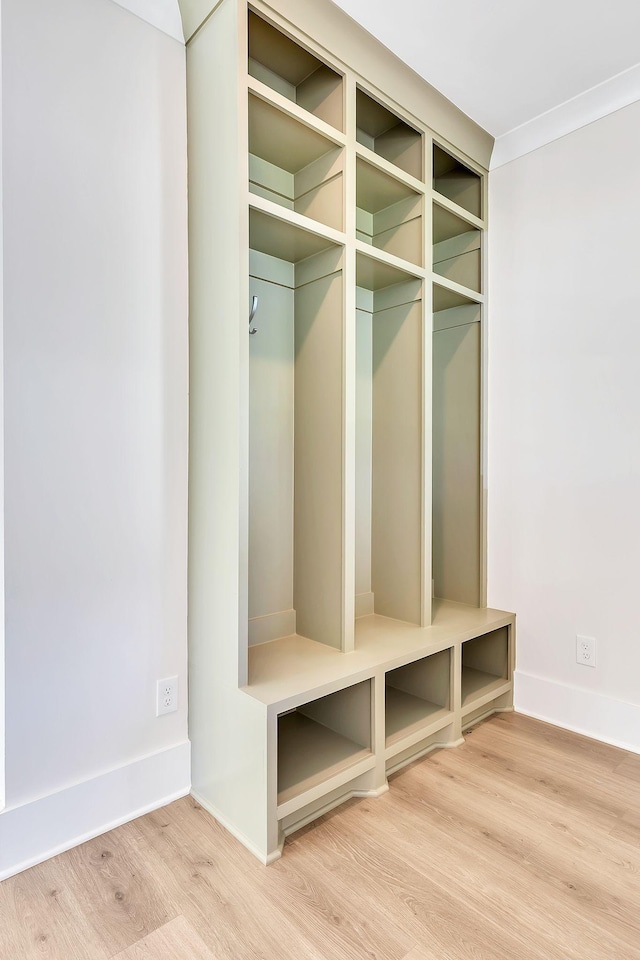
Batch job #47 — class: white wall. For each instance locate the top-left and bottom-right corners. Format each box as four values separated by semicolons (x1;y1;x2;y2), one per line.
0;0;189;876
0;3;4;813
488;101;640;752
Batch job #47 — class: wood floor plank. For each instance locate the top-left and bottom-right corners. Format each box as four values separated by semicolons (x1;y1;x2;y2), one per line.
610;806;640;845
184;810;412;960
613;752;640;785
268;838;416;960
120;801;324;960
111;916;216;959
489;712;626;767
394;758;640;955
61;830;177;956
456;720;633;828
1;713;639;960
419;748;640;916
426;740;640;866
289;808;550;960
0;856;109;960
402;947;454;960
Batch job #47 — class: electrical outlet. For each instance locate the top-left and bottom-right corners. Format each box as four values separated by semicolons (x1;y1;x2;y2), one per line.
157;676;178;716
576;636;596;667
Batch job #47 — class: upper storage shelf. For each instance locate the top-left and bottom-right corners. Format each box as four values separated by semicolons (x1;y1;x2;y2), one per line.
356;88;423;181
356;249;421;291
248;11;344;131
249;94;344;231
356;158;423;268
249;205;342;263
433;202;481;294
433;143;482;219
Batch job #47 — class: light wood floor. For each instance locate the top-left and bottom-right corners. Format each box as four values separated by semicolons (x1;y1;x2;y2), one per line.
1;712;640;959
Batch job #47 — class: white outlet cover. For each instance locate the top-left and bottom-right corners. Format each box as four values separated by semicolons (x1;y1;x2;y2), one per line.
157;676;179;716
576;635;596;668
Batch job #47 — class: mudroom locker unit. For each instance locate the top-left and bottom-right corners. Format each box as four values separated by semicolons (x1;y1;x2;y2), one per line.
178;0;515;862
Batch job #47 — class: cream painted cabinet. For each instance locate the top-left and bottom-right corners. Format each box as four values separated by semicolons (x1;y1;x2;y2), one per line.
179;0;515;862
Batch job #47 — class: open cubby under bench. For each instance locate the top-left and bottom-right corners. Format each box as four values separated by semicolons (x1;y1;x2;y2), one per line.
245;600;515;833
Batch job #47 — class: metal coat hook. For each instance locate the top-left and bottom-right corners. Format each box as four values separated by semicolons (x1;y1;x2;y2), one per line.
249;295;258;335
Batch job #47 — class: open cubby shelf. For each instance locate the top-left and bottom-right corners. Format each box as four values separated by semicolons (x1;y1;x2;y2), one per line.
249;204;341;261
433;202;481;294
356;87;422;180
461;628;510;710
433;143;482;219
356;249;420;291
432;277;481;313
249;94;343;231
356;158;423;267
277;681;372;807
248;11;343;131
385;649;452;746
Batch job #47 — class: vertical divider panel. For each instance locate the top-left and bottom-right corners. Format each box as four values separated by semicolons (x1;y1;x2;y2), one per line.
480;168;489;607
451;643;462;741
373;670;388;790
294;250;345;648
423;137;434;626
342;73;358;652
354;284;373;618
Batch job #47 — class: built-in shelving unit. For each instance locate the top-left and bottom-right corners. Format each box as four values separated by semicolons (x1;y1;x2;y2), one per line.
184;0;514;866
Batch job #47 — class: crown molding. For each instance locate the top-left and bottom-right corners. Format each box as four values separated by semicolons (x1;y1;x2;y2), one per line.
110;0;184;42
491;61;640;169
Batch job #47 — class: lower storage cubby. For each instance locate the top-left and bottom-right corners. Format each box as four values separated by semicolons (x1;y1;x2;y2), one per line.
277;680;373;808
461;627;510;714
385;649;452;748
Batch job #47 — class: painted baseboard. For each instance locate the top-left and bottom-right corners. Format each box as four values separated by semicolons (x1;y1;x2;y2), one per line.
355;592;375;618
515;670;640;755
249;609;296;646
0;740;191;881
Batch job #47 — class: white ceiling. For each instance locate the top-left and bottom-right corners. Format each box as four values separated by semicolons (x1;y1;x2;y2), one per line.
110;0;184;42
333;0;640;136
112;0;640;166
332;0;640;164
